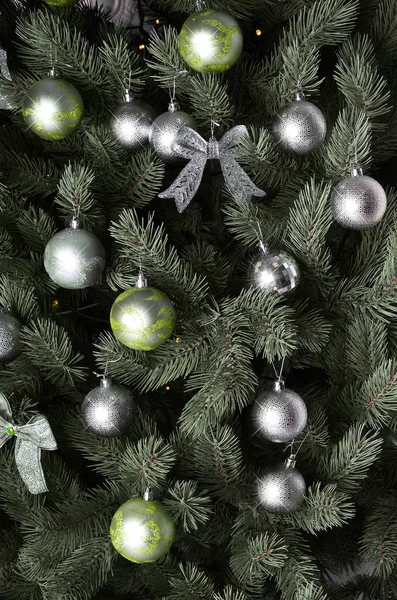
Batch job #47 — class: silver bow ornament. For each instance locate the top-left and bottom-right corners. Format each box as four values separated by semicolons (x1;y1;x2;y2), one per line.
158;125;265;213
0;392;57;494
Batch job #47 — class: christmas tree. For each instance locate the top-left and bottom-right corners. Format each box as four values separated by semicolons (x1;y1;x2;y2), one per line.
1;0;397;598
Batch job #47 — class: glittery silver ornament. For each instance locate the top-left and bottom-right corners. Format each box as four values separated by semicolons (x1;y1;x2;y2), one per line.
331;164;387;230
257;457;306;514
111;90;156;151
44;218;106;289
22;70;84;140
249;247;300;294
0;48;16;111
254;380;307;443
82;377;134;437
0;312;23;363
150;100;197;163
273;90;326;154
158;125;265;212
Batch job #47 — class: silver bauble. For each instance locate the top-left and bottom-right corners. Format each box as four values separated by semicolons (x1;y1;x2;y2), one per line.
331;165;387;230
254;380;307;443
82;377;134;437
44;218;106;290
249;248;300;294
273;92;326;154
0;312;23;363
22;74;84;141
258;459;306;514
111;91;156;151
150;100;197;163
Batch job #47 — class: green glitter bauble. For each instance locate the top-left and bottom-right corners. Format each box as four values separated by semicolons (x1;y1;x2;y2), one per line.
110;498;176;563
110;286;175;351
44;0;77;5
22;78;84;140
179;8;243;73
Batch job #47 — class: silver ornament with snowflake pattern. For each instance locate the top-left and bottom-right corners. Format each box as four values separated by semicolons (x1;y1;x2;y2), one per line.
82;377;134;437
150;100;197;163
0;312;23;363
331;164;387;230
257;457;306;514
254;380;307;443
44;218;106;289
273;90;326;154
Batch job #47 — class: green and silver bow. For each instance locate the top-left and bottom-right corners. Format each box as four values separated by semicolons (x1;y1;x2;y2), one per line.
0;392;57;494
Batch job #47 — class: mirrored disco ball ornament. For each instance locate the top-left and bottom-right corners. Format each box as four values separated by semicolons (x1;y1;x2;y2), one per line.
111;90;156;151
44;218;106;289
249;247;300;294
0;312;23;363
22;71;84;140
82;377;134;437
258;457;306;514
331;164;387;230
110;278;175;351
110;497;176;563
150;100;197;163
179;8;243;73
273;90;326;154
254;380;307;443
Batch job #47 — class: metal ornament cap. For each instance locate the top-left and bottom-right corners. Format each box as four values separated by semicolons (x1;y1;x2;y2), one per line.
273;99;327;154
330;172;387;230
257;462;306;514
254;384;307;443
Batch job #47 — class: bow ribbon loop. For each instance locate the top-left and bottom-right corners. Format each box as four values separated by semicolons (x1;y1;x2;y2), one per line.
0;392;57;494
158;125;265;213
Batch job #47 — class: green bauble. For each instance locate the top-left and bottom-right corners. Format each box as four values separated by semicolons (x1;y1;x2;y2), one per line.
44;0;77;5
22;78;84;140
179;8;243;73
110;498;176;563
110;286;175;351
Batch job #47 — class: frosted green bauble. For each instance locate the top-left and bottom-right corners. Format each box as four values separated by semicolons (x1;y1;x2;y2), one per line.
110;498;176;563
110;286;175;351
44;0;78;5
22;78;84;140
179;8;243;73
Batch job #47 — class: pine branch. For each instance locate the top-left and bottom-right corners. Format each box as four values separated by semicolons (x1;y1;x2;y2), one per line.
322;424;383;493
360;495;397;577
0;275;40;322
229;532;288;581
164;480;213;533
285;483;355;535
20;318;87;388
55;163;105;229
99;33;145;95
165;563;214;600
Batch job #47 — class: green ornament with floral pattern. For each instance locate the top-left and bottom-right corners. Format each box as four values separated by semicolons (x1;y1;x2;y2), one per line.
110;286;175;351
179;8;243;73
110;497;176;563
22;77;84;141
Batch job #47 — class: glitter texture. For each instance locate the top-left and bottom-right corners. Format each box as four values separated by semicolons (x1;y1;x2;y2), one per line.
0;393;57;495
331;174;387;230
0;312;23;363
44;0;77;5
22;78;84;140
44;226;106;289
110;498;176;563
81;381;135;437
249;249;300;294
110;286;175;351
158;125;265;213
179;9;243;73
257;463;306;514
273;100;326;154
254;383;307;443
150;109;197;163
111;99;156;150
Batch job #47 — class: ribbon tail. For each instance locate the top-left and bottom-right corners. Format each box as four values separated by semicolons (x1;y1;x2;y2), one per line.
220;155;266;202
15;438;48;494
158;155;207;213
